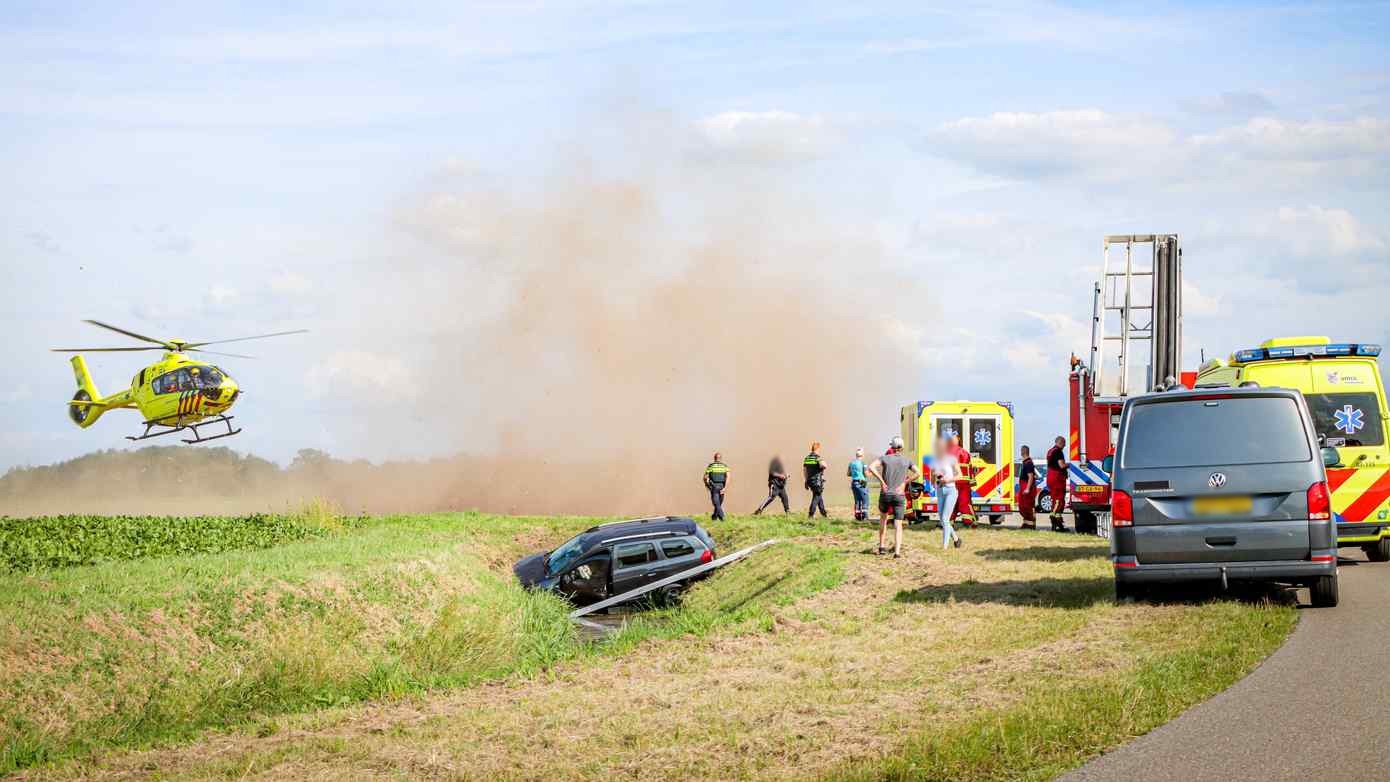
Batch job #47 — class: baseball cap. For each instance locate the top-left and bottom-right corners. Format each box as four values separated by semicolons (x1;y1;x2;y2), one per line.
890;435;904;449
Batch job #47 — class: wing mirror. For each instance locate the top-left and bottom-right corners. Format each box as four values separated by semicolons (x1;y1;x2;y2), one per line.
1321;447;1343;468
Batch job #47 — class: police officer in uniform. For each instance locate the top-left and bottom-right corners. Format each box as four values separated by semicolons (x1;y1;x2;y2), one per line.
703;451;729;521
754;454;790;515
804;441;828;518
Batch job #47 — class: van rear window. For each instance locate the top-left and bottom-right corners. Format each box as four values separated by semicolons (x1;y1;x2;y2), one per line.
1122;396;1312;469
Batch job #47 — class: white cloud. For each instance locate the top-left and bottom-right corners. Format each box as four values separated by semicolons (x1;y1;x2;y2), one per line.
269;271;313;296
1269;206;1385;257
697;110;839;163
304;350;416;402
929;111;1390;186
929;110;1176;180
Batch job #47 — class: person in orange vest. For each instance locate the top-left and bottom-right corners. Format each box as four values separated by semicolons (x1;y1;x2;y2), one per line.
947;435;976;526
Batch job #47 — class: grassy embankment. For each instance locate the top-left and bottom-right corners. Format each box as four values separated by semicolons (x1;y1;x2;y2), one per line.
1;510;841;775
3;511;1295;781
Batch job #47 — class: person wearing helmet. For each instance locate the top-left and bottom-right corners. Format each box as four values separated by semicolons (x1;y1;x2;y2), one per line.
868;436;919;557
803;441;829;518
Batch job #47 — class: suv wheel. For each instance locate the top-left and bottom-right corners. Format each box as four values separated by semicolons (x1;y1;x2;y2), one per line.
1364;537;1390;563
1115;580;1142;602
656;583;686;606
988;514;1004;525
1310;574;1339;608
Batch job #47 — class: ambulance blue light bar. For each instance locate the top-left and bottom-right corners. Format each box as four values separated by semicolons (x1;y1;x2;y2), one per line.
1232;343;1381;363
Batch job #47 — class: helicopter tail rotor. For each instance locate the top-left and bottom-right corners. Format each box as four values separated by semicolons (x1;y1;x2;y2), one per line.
67;356;109;429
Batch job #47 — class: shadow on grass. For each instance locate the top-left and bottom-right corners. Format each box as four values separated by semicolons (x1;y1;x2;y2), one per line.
894;576;1113;609
894;576;1300;609
974;545;1109;563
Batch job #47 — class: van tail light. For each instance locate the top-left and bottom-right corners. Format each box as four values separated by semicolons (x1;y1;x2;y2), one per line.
700;548;714;564
1111;489;1134;527
1307;481;1332;521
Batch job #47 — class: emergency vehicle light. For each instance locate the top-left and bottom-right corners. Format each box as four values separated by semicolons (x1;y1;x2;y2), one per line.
1232;343;1380;363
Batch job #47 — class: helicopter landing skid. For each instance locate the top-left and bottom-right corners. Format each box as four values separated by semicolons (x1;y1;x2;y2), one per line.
126;415;241;445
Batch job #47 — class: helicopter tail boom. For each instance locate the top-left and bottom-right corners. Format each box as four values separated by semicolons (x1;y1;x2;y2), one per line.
68;355;111;428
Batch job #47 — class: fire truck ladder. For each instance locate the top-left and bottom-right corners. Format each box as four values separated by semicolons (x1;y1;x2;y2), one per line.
1089;234;1182;401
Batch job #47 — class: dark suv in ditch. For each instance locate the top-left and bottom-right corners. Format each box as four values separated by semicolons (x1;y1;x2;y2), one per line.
513;516;717;606
1110;386;1339;606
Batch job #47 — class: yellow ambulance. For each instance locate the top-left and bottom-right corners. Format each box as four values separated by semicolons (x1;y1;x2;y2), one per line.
898;400;1016;524
1196;337;1390;560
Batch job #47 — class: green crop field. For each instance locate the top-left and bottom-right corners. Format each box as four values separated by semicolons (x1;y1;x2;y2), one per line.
1;510;1296;781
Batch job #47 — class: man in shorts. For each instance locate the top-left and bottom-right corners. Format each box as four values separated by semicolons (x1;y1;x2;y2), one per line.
867;436;919;558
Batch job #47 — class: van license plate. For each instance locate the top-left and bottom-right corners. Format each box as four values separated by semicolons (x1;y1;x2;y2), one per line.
1192;496;1253;515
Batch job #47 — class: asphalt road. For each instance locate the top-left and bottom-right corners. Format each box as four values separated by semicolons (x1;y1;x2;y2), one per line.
1063;547;1390;782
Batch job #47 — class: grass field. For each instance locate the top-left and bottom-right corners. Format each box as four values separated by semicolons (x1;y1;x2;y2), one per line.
1;511;1297;781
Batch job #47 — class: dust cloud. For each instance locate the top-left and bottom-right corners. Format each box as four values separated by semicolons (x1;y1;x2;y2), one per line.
5;114;930;517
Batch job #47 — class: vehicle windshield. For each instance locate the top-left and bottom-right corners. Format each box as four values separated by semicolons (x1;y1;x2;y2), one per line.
1122;396;1312;469
190;367;223;389
1305;392;1384;448
545;535;588;576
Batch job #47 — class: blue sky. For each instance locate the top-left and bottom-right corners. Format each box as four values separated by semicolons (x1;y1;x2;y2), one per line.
3;1;1389;471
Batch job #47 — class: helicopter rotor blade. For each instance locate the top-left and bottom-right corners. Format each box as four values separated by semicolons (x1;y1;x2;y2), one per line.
184;329;308;348
82;319;175;349
50;347;167;353
188;348;257;359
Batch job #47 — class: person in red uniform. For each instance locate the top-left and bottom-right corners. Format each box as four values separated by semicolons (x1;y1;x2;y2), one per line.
947;435;976;526
1017;445;1038;529
1045;436;1069;531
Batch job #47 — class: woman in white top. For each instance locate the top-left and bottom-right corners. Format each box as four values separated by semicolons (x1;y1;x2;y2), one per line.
933;438;964;549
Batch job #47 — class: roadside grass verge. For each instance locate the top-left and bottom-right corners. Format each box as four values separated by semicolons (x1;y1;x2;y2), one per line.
14;522;1300;782
0;512;844;775
828;600;1295;782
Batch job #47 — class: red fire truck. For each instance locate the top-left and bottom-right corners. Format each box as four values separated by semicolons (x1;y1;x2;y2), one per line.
1063;235;1191;536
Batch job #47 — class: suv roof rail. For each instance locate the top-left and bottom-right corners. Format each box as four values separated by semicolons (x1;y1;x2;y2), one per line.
586;515;678;532
598;530;682;545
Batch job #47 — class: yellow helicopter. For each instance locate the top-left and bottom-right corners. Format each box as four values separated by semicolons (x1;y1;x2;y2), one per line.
52;320;306;444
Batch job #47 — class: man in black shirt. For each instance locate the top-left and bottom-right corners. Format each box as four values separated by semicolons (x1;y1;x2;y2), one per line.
1045;436;1068;531
754;455;790;515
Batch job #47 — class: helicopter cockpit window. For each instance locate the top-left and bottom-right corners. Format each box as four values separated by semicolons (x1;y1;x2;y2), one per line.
193;368;223;389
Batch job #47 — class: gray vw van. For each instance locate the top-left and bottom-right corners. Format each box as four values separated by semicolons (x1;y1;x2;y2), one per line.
1110;386;1339;606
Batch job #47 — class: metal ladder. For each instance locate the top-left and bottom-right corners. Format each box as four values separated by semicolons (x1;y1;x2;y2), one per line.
1089;235;1182;399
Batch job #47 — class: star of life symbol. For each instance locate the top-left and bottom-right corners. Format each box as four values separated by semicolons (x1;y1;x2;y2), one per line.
941;426;959;440
1334;405;1365;435
973;428;992;448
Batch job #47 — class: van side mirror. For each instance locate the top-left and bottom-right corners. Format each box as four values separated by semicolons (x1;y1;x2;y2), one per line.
1101;455;1114;474
1321;447;1343;468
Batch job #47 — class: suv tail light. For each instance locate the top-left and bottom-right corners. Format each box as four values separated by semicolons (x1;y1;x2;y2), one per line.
1307;481;1331;521
700;548;714;564
1111;489;1133;527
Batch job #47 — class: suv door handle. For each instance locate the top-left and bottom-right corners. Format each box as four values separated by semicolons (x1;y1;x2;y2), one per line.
1206;536;1237;546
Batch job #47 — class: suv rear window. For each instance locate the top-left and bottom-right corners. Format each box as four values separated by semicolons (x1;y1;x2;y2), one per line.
1122;396;1312;469
661;539;695;558
1305;392;1384;447
613;542;656;568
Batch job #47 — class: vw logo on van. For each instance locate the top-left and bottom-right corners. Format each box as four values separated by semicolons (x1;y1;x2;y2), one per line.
1208;472;1228;489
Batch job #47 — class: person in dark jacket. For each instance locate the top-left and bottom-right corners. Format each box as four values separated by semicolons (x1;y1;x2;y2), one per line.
754;455;791;515
804;441;828;518
703;452;729;521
